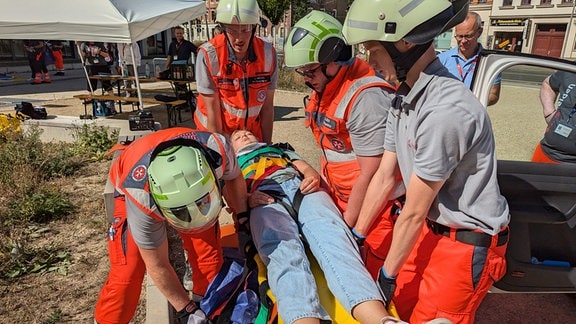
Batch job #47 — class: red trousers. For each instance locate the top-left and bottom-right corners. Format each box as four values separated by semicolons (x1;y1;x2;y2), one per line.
393;224;508;324
94;196;223;324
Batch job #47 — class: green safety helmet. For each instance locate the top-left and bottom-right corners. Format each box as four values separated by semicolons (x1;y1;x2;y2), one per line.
284;10;351;68
342;0;469;45
216;0;261;25
148;139;223;233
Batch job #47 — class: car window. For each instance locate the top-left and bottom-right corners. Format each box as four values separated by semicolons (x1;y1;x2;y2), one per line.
486;65;555;162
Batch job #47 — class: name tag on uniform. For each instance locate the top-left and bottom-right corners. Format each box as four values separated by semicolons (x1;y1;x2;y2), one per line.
554;122;573;138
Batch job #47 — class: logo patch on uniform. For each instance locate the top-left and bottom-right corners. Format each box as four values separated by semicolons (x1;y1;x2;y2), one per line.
132;165;147;182
330;137;345;152
256;89;266;103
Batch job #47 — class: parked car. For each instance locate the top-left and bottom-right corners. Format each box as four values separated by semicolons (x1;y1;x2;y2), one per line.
472;50;576;293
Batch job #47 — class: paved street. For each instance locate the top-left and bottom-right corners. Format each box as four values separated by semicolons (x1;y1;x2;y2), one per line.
1;65;575;323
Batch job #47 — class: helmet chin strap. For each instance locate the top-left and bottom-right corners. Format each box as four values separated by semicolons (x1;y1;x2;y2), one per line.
382;41;432;82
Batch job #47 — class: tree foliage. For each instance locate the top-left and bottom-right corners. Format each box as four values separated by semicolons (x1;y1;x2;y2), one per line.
258;0;290;26
291;0;311;26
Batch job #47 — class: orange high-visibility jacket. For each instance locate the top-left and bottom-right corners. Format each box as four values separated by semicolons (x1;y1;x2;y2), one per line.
195;34;276;141
305;59;396;206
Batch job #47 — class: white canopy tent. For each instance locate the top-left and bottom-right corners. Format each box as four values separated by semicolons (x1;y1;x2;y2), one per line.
0;0;205;110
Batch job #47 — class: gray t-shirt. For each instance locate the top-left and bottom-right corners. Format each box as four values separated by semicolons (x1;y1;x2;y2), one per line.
541;70;576;162
385;59;509;235
127;134;241;249
347;87;394;156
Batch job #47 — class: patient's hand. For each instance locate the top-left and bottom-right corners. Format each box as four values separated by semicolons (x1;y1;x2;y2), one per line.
248;190;275;208
299;175;320;195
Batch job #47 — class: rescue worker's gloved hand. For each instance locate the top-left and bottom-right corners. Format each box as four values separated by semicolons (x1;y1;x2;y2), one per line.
177;300;208;324
351;228;366;247
378;267;397;308
235;211;252;258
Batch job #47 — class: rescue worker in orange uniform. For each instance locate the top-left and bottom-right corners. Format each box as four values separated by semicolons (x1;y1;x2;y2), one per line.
93;127;248;324
283;11;404;278
194;0;277;143
343;1;510;323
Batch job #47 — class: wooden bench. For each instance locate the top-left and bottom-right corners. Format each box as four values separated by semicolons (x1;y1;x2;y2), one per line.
74;94;187;127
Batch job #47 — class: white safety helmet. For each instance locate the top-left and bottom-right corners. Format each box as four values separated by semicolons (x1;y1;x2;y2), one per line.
342;0;469;45
148;139;223;233
216;0;261;25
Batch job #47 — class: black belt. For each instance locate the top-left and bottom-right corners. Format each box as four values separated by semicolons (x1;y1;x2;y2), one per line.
425;219;508;248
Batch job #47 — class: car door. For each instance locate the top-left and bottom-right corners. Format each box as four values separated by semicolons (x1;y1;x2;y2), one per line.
472;50;576;293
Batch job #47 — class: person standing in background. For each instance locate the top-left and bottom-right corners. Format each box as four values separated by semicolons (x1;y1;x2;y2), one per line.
437;11;501;106
25;40;51;85
164;25;197;70
117;42;142;98
79;41;113;96
51;40;66;76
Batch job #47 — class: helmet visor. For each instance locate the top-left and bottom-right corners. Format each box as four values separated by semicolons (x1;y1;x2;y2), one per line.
158;191;218;232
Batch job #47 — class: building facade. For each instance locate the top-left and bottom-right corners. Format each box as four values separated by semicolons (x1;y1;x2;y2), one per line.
3;1;576;65
438;0;576;60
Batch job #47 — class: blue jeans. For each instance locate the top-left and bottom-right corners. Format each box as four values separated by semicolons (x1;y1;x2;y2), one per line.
250;177;383;323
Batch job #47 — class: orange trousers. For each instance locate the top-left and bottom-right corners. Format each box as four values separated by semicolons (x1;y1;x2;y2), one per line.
393;224;508;324
52;49;64;71
94;196;223;324
531;143;560;164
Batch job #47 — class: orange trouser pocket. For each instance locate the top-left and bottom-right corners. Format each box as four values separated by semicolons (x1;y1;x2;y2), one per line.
94;197;146;324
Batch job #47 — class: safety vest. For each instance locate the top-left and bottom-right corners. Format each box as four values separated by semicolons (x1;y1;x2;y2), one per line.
109;127;227;222
195;34;276;141
305;59;396;206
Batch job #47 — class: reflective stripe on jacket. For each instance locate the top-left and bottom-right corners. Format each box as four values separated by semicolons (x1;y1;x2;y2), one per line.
305;59;396;204
195;34;276;141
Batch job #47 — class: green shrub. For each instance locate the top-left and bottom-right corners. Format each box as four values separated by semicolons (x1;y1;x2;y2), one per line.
6;186;73;224
70;124;118;161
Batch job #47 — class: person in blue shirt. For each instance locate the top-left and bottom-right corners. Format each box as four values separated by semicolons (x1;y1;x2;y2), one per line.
437;11;501;106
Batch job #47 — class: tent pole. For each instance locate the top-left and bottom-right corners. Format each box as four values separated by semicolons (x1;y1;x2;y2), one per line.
129;44;143;111
76;41;95;119
76;41;94;94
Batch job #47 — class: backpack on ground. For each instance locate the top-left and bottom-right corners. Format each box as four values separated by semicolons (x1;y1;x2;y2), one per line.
14;102;47;119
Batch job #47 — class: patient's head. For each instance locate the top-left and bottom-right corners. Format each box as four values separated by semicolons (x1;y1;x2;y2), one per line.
231;130;259;152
